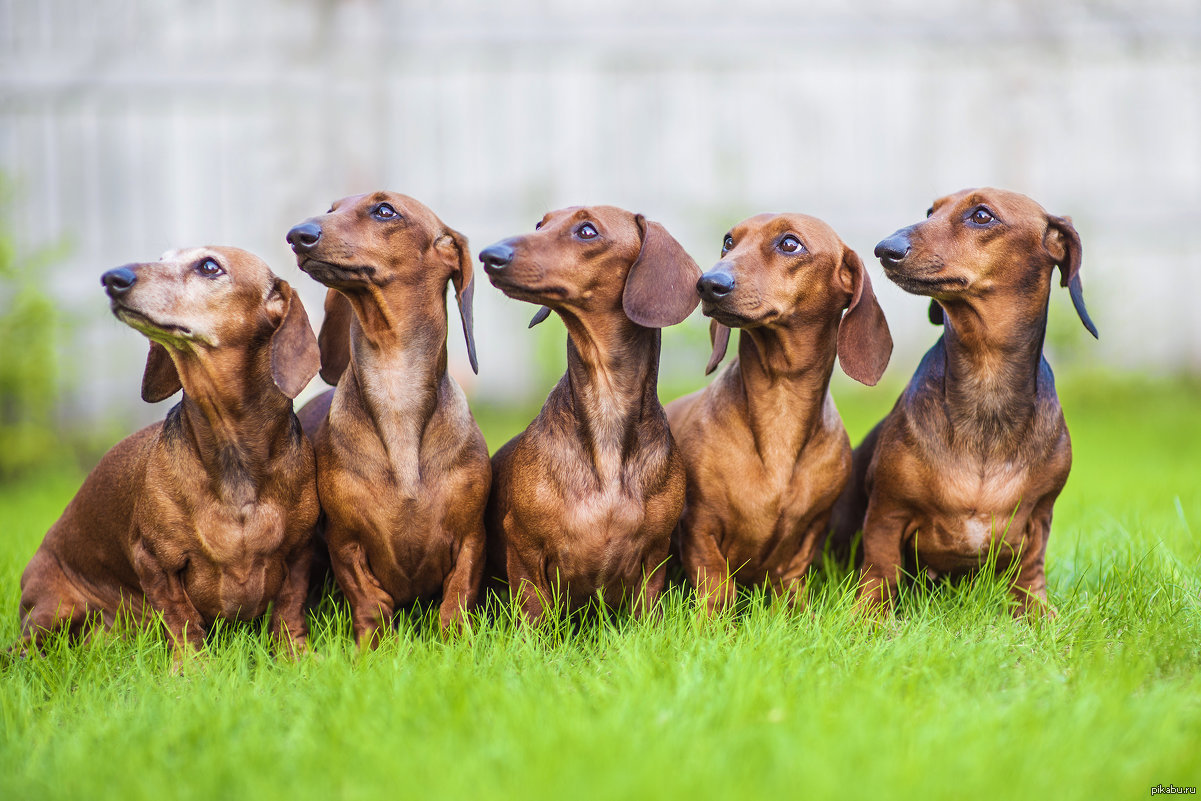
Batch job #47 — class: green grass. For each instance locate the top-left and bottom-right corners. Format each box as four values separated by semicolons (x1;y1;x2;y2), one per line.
2;374;1199;801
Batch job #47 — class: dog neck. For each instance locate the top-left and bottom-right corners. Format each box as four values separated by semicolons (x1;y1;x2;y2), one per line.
339;279;450;476
733;314;840;460
936;286;1051;453
168;345;297;506
556;307;663;479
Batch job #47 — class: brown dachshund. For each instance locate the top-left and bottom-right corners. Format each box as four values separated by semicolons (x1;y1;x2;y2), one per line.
831;188;1098;617
18;247;320;655
478;206;701;622
287;192;490;645
667;214;892;612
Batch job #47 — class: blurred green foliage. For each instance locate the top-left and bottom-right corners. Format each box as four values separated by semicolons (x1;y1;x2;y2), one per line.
0;182;71;479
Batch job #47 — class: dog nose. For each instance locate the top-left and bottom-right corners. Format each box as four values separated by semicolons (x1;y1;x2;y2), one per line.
874;234;911;267
286;222;322;254
101;267;137;298
479;242;515;272
697;270;735;302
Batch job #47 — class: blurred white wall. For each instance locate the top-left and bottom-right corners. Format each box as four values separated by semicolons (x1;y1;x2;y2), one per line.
1;0;1198;425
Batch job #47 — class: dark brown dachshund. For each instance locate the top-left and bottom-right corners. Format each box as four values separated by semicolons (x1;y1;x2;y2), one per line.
832;188;1098;617
667;214;892;612
478;206;701;622
19;247;320;655
287;192;490;645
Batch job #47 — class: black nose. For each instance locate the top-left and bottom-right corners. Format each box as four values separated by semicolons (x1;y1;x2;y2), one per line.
874;234;911;267
479;242;515;272
287;222;322;254
101;267;137;298
697;270;735;302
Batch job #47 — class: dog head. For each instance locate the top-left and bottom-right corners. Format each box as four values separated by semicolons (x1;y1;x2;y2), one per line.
101;246;319;402
478;205;701;330
875;187;1097;338
287;191;477;383
699;213;892;385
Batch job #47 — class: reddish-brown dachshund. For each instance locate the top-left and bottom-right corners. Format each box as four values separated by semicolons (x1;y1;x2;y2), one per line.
478;206;701;622
19;247;320;656
667;214;892;612
831;188;1098;617
288;192;490;645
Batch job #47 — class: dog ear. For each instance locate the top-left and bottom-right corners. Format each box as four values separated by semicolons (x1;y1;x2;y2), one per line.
836;248;893;386
528;306;552;328
623;215;702;328
1045;215;1098;339
317;289;354;386
436;228;479;374
141;341;182;403
928;300;944;325
269;279;320;399
705;320;731;375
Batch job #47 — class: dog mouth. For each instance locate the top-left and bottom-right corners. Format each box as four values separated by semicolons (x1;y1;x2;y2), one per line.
703;304;755;328
701;300;777;328
297;258;375;286
485;271;569;303
111;303;193;338
881;264;968;296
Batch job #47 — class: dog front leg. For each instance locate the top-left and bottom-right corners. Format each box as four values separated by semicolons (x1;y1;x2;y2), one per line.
776;512;833;605
505;544;549;625
680;521;736;615
269;542;313;655
328;537;394;649
855;502;909;617
130;536;207;657
630;544;669;619
1011;498;1056;619
439;523;485;634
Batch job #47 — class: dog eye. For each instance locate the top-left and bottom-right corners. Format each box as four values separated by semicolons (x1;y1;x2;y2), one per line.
778;235;806;254
195;258;224;278
926;207;934;218
535;220;543;230
968;207;996;226
372;203;400;221
575;222;599;240
722;235;734;254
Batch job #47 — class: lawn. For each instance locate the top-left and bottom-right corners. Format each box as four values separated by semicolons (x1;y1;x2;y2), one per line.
1;374;1198;801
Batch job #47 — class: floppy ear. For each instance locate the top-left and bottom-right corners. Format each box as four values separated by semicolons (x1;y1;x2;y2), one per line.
435;228;479;374
705;320;731;376
269;279;321;399
928;300;944;326
1045;215;1098;339
141;341;182;403
317;289;354;386
528;306;552;328
622;215;702;328
836;248;893;386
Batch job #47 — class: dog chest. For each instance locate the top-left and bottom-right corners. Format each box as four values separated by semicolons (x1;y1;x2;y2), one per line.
540;484;666;592
179;500;293;620
909;460;1041;565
